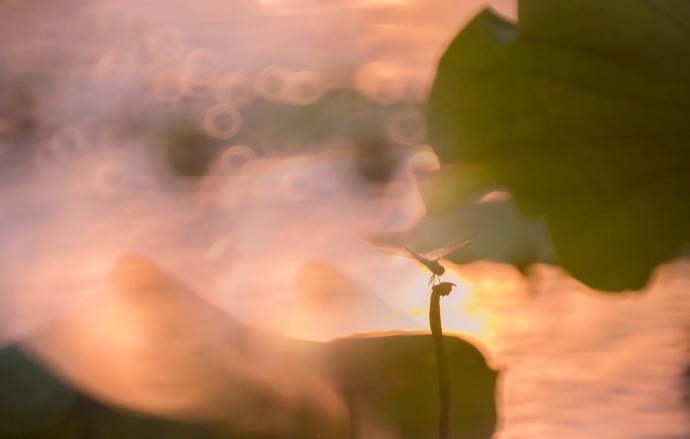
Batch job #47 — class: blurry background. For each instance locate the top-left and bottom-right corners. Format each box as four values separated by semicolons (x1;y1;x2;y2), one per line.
1;0;690;438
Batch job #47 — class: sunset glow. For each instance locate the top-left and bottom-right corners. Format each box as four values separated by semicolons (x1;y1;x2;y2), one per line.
2;0;689;438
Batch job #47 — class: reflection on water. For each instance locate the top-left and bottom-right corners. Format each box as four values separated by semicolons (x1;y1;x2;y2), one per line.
1;0;689;438
448;261;690;439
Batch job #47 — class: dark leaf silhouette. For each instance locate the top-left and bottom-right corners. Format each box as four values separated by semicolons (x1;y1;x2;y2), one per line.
427;0;690;291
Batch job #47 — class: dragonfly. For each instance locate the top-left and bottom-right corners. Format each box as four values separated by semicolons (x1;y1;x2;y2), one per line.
376;230;478;288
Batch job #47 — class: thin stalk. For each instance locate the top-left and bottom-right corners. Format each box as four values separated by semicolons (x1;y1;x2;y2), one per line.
430;282;455;439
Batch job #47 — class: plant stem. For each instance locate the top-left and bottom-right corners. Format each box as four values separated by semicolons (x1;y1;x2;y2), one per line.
430;287;453;439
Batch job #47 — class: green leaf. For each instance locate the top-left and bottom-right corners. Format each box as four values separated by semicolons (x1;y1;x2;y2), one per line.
0;346;76;436
427;0;690;291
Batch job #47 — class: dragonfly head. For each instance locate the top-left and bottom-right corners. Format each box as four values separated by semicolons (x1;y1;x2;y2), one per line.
436;265;446;276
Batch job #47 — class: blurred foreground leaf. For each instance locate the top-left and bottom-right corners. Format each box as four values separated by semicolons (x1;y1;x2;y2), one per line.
427;0;690;291
1;256;497;439
324;334;497;439
0;333;497;439
0;346;75;437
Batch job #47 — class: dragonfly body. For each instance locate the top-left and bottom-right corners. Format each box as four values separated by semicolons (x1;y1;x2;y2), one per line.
405;248;445;281
376;231;478;287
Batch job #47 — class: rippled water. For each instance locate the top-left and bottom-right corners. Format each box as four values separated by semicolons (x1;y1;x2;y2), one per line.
448;261;690;439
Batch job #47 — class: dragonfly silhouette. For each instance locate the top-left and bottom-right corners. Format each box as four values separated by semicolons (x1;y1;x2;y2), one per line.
376;231;478;287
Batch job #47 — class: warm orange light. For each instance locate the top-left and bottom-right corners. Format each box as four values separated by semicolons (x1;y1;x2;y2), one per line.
26;256;348;436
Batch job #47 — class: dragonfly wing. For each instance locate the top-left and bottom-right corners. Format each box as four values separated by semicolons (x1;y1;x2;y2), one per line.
375;245;416;259
405;248;434;265
425;230;479;261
